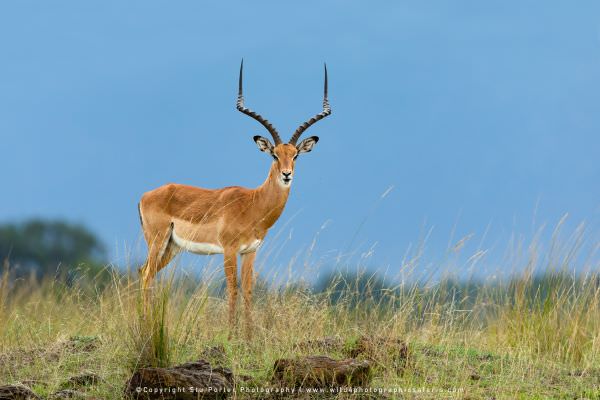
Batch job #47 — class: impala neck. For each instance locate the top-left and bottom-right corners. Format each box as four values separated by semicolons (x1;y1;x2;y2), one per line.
254;162;290;229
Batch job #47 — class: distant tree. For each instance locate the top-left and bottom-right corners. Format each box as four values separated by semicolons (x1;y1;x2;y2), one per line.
0;219;107;279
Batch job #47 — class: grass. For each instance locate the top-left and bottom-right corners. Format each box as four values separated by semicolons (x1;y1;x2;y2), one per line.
1;228;599;399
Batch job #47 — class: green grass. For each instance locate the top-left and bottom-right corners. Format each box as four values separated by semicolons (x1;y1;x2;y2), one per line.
1;231;600;399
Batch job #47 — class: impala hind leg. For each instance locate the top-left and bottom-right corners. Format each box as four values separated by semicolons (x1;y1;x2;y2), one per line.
241;252;256;339
140;223;175;292
223;248;238;337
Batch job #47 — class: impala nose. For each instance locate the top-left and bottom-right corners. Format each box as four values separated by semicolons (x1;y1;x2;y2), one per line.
281;171;292;184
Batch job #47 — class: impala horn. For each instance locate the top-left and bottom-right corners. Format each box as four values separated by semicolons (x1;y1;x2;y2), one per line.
236;59;283;145
288;63;331;145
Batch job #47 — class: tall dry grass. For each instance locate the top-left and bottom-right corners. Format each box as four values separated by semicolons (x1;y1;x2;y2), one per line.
0;219;599;398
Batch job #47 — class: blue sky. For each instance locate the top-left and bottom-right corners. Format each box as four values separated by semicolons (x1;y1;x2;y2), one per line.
1;2;599;277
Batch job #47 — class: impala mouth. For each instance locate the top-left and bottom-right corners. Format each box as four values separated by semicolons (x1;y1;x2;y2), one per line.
280;175;292;186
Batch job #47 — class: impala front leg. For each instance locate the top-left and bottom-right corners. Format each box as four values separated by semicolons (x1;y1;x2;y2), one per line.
223;248;238;335
241;252;256;339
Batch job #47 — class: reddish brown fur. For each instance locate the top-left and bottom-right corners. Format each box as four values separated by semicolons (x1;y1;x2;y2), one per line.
138;143;299;336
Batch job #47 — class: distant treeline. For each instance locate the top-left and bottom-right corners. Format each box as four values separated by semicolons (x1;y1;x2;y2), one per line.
0;219;109;281
2;218;597;311
312;269;600;309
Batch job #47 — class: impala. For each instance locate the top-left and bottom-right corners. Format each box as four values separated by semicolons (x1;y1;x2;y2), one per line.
138;61;331;335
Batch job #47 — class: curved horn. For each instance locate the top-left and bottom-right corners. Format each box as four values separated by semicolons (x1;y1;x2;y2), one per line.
236;59;282;145
288;63;331;145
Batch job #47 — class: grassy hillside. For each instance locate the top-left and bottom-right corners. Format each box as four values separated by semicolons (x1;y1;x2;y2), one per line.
1;257;599;399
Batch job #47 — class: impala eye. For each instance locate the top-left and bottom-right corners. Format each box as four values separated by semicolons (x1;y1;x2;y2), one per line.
293;154;298;160
272;154;278;161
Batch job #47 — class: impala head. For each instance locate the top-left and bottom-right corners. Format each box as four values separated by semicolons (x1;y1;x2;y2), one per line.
237;60;331;188
252;136;318;187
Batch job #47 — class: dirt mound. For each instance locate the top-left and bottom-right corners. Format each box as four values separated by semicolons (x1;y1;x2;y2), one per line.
273;355;371;388
0;384;40;400
349;336;409;371
125;359;234;399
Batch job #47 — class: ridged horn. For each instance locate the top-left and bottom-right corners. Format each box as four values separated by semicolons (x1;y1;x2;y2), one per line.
236;59;282;145
288;63;331;145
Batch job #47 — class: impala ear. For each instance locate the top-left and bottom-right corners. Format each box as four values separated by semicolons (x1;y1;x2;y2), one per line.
253;136;274;154
296;136;319;154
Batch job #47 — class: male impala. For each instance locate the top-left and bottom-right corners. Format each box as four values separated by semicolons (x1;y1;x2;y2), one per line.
138;61;331;335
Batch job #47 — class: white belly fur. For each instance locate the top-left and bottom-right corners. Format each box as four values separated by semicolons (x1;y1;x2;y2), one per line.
171;230;262;255
171;229;224;255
